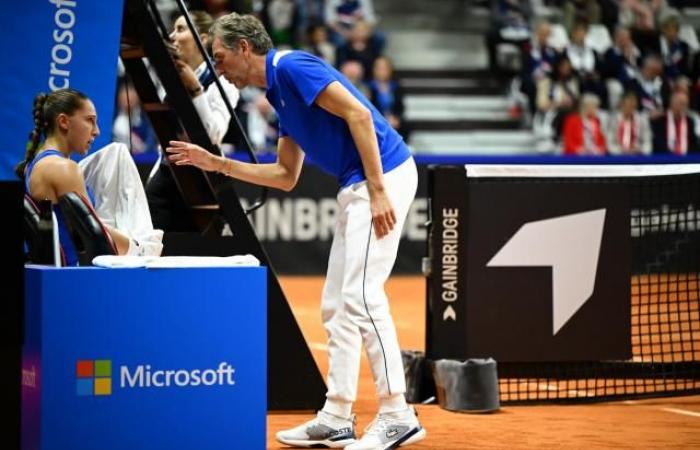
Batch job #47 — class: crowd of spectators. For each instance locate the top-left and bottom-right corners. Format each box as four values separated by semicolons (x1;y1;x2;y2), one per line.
493;0;700;155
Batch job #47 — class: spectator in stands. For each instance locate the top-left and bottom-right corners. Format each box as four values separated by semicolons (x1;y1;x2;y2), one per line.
619;0;669;31
606;91;652;154
305;23;337;66
325;0;377;34
650;15;692;80
671;75;692;97
673;76;700;132
113;81;158;155
602;25;642;107
368;56;406;138
630;54;667;118
522;20;560;113
325;0;385;50
249;90;282;153
651;90;700;154
567;21;598;78
603;25;641;85
535;55;580;148
562;93;608;155
336;20;381;81
486;0;532;73
339;60;370;98
619;0;671;52
564;0;601;34
257;0;303;48
565;20;607;105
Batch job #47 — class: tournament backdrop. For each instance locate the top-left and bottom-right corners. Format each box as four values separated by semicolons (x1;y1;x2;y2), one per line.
0;0;124;180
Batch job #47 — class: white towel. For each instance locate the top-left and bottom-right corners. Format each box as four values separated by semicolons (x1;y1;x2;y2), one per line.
92;254;260;268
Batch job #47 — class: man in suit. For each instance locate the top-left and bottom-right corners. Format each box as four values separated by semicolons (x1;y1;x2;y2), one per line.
650;15;692;81
630;54;668;118
651;90;700;154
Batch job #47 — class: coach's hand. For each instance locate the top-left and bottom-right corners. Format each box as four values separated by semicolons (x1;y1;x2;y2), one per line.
368;186;397;239
166;141;220;172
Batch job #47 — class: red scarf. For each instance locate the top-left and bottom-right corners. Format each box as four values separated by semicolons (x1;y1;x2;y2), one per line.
583;116;605;155
667;112;687;155
617;114;637;153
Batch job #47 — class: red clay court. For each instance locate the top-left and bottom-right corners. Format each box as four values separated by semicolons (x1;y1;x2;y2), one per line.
268;276;700;449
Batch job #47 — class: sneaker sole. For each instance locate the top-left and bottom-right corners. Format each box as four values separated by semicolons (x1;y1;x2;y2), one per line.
276;437;356;448
387;426;427;449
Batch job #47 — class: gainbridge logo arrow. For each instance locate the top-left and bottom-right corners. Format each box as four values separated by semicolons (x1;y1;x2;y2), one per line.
487;209;606;336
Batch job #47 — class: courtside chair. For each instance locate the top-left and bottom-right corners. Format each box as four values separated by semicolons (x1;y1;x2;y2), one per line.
58;191;117;266
23;193;65;265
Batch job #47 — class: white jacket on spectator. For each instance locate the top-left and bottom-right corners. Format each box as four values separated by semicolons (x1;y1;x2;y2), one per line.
191;62;240;145
566;42;597;76
606;111;652;155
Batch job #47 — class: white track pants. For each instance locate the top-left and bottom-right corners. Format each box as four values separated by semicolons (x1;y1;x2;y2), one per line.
79;143;163;254
322;157;418;403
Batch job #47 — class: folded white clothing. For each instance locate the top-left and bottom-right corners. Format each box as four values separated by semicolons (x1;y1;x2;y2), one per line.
92;254;260;268
146;255;260;268
92;255;153;268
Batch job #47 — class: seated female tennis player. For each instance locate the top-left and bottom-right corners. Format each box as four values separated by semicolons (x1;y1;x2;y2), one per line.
16;88;160;265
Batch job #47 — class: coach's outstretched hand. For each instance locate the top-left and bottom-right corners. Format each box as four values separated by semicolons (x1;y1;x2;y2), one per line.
166;141;221;172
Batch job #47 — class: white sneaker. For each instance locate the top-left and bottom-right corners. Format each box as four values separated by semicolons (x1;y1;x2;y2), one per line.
345;406;426;450
276;410;357;448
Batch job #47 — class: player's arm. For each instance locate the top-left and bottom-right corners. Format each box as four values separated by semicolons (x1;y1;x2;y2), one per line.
314;81;396;238
49;160;130;255
166;136;305;192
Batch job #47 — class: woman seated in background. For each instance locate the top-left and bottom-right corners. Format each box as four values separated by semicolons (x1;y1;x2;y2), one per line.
606;91;652;155
168;10;240;144
147;10;240;231
17;89;138;265
368;56;407;139
534;56;580;151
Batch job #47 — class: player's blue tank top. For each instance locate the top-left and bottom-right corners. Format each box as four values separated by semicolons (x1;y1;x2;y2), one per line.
24;150;94;266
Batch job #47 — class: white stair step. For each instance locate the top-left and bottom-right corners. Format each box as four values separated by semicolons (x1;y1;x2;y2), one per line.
406;95;510;110
401;78;484;89
405;108;510;121
409;131;537;154
387;31;487;70
405;96;511;121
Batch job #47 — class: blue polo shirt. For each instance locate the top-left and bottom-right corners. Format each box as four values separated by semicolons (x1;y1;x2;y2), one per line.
265;49;411;187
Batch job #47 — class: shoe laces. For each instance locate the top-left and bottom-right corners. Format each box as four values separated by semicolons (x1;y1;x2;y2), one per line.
363;414;394;436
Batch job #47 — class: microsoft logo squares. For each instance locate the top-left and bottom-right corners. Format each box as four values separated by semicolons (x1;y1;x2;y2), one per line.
76;359;112;396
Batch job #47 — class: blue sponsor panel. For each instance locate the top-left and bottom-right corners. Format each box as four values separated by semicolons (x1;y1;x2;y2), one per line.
0;0;124;180
22;266;266;450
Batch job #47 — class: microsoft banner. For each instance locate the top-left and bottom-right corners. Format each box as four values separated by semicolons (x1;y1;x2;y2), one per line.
0;0;124;180
23;266;267;450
